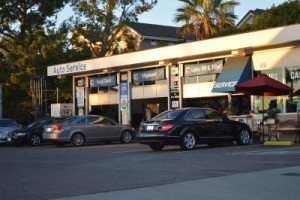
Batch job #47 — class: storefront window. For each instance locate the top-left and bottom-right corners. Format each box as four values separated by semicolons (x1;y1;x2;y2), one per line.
285;66;300;113
254;68;284;114
183;74;216;84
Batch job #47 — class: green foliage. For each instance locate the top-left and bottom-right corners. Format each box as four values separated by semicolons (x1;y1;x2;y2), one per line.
70;0;157;57
0;0;72;122
252;0;300;29
174;0;239;40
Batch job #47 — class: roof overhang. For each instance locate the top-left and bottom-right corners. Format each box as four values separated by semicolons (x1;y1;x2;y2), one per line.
48;24;300;77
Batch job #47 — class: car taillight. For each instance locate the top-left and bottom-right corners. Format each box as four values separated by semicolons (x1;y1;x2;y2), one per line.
160;124;174;133
53;125;64;131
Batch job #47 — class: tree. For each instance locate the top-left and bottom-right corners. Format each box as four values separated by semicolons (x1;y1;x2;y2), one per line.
0;0;72;123
174;0;239;40
69;0;157;57
252;0;300;30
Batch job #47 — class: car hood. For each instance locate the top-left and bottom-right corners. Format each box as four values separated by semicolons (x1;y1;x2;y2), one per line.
0;127;19;137
11;126;38;133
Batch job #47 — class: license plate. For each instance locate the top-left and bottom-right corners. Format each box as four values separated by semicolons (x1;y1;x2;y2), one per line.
146;125;154;131
46;127;52;132
7;137;11;142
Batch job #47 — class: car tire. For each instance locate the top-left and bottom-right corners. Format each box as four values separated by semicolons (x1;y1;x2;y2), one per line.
237;129;250;145
30;134;41;146
180;132;196;150
71;133;84;147
149;143;164;151
120;131;133;143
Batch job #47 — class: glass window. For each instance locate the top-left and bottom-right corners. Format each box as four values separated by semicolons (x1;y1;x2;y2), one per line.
153;110;184;120
203;109;222;120
186;109;204;120
285;66;300;113
254;69;284;114
93;116;114;125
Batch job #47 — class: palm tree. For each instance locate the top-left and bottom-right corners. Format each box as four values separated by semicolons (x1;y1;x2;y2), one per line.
174;0;239;40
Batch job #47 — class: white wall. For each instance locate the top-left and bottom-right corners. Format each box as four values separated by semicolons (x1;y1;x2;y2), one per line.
252;47;300;70
183;82;227;98
132;83;168;99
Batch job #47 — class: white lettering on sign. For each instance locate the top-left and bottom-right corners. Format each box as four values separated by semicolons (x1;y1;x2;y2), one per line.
290;70;300;80
52;63;87;75
214;81;238;88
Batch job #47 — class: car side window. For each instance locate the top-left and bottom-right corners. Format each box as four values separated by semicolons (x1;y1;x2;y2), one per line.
186;109;204;120
93;117;113;125
203;110;222;120
78;118;93;124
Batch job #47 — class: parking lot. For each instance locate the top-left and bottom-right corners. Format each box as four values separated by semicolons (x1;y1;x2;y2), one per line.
1;142;300;200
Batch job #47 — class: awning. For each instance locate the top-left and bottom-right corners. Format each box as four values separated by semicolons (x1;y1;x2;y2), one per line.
211;56;252;93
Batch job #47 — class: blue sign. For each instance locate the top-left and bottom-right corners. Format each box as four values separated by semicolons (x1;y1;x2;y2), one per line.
133;68;165;82
89;75;116;87
212;57;251;93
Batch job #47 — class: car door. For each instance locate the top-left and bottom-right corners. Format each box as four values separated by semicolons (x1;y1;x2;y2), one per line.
92;116;120;141
77;116;98;141
203;109;233;139
185;109;211;140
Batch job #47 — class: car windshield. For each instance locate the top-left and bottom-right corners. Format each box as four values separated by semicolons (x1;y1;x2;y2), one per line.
59;116;79;124
153;110;184;120
27;118;48;128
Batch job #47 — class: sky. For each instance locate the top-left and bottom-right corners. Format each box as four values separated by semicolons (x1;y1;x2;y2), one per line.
58;0;288;26
138;0;287;26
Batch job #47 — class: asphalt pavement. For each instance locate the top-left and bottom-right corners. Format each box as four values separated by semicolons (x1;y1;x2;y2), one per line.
55;165;300;200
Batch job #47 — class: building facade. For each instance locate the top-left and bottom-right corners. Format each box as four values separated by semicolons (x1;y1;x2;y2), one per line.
48;24;300;128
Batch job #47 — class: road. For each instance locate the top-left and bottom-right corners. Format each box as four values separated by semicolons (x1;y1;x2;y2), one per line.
1;142;300;200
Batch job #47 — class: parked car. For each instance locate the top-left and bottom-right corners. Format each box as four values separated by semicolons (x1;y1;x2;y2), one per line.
137;107;252;151
43;115;134;147
0;119;21;144
7;117;64;146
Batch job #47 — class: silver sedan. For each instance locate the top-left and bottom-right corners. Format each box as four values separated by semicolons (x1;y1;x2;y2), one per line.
43;115;134;147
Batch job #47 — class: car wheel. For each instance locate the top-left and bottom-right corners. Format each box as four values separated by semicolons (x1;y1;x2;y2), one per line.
30;134;41;146
237;129;250;145
120;131;133;143
181;132;196;150
149;143;164;151
71;133;84;147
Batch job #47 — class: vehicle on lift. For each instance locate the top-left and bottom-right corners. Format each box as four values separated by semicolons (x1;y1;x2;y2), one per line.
137;107;252;151
7;117;64;146
43;115;134;147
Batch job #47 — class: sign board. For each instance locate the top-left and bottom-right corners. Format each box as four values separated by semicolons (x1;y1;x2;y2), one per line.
169;65;180;109
120;82;129;111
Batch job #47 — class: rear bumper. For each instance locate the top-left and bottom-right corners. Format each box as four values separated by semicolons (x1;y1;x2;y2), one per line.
137;133;181;145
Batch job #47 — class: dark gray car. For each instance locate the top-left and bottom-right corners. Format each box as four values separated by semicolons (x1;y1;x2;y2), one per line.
43;115;134;147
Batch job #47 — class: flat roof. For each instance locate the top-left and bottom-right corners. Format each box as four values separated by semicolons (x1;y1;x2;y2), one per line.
48;24;300;77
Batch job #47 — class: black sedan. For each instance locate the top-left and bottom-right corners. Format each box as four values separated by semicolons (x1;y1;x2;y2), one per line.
137;107;252;151
7;117;64;146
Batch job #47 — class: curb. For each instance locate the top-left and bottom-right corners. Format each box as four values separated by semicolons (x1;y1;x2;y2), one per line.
263;140;295;146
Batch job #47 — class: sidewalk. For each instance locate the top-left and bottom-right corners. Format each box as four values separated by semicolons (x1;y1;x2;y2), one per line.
55;165;300;200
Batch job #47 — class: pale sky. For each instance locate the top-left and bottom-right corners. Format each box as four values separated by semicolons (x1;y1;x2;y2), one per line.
138;0;288;26
58;0;288;27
